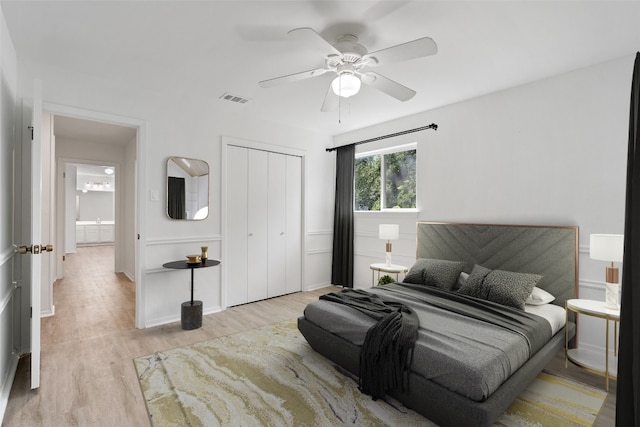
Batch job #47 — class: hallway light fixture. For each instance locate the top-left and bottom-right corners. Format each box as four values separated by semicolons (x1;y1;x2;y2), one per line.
104;167;114;175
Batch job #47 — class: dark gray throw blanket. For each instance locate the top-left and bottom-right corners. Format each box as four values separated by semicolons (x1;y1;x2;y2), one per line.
319;289;419;399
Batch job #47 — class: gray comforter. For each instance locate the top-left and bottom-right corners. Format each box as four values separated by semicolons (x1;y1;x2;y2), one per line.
303;283;552;401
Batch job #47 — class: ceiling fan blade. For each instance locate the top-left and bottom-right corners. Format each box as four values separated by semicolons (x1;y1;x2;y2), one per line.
360;72;416;101
320;83;339;112
259;68;328;88
288;27;342;57
363;37;437;67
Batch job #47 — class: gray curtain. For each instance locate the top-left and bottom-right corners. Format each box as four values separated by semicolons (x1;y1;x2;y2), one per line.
331;144;355;288
167;176;186;220
617;52;640;427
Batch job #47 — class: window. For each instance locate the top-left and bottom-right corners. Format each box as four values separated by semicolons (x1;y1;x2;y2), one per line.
354;144;416;211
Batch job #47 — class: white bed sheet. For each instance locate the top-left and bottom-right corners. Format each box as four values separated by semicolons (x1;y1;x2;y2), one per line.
524;303;566;335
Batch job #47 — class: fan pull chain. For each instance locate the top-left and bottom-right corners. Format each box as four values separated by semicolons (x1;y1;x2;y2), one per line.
338;74;342;124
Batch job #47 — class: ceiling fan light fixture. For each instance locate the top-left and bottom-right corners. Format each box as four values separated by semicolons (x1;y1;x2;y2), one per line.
331;73;361;98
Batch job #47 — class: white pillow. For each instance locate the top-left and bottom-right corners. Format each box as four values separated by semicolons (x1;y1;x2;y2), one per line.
454;271;469;290
526;286;555;305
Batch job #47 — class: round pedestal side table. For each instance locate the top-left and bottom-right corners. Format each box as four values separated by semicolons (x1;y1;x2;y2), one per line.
162;259;221;330
369;263;409;286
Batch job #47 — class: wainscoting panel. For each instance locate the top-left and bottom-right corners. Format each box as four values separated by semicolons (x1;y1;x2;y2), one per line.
0;248;19;422
144;238;222;327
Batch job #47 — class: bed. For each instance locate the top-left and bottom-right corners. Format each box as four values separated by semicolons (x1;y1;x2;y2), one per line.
298;222;579;427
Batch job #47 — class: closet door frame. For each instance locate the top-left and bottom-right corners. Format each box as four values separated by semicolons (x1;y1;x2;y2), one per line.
221;136;306;309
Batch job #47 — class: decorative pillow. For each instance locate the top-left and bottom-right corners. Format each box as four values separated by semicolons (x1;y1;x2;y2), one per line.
403;258;467;290
422;259;468;291
484;270;542;310
457;264;492;298
526;286;555;305
403;259;432;285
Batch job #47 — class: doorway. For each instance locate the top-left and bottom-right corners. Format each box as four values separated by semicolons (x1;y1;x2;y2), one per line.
52;113;138;326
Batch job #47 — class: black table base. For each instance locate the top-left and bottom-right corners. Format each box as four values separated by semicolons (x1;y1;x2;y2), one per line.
162;259;221;331
181;300;203;330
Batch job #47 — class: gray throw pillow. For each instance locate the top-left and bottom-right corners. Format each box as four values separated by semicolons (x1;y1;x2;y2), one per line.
457;264;492;298
484;270;542;310
422;259;468;291
403;259;432;285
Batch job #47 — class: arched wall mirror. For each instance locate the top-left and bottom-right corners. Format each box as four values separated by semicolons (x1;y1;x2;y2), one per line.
167;156;209;220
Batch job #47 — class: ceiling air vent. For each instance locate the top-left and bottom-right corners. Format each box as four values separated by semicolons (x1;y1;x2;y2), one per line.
219;93;250;104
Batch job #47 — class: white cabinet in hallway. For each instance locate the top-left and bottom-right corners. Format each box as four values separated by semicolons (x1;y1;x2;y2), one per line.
226;145;302;306
76;221;115;245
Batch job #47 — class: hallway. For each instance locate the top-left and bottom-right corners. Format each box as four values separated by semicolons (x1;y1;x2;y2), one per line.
42;246;135;345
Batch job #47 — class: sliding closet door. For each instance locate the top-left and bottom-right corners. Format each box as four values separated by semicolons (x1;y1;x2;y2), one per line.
226;146;248;306
247;149;269;302
285;155;302;294
268;153;287;297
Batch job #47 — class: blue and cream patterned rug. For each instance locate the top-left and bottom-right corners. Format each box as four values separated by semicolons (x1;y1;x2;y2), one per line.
134;319;606;426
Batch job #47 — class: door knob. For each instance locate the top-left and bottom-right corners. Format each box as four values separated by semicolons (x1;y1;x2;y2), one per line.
16;244;53;255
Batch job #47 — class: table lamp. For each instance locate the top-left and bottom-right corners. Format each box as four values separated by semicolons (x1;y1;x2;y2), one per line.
589;233;624;309
379;224;399;266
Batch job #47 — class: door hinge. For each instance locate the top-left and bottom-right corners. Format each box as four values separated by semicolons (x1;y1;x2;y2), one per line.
27;126;33;141
63;172;66;179
63;255;66;261
30;307;32;318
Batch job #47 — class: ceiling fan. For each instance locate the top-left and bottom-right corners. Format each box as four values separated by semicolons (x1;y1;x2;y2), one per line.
258;27;438;111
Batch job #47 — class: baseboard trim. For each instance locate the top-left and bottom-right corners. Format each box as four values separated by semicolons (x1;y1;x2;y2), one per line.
305;282;333;292
145;305;223;328
0;352;20;424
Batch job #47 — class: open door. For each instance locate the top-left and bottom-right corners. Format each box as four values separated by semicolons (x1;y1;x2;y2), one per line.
15;79;52;389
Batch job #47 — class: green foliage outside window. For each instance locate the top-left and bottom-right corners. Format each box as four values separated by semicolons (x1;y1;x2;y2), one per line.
384;150;416;209
354;148;416;211
354;155;381;211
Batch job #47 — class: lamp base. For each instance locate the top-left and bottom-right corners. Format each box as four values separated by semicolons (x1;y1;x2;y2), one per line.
385;252;392;267
605;282;619;310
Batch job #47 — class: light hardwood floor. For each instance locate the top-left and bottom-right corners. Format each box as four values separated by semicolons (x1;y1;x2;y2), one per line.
2;246;616;426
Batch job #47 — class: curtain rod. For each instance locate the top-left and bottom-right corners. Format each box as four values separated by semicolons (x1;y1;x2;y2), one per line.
325;123;438;152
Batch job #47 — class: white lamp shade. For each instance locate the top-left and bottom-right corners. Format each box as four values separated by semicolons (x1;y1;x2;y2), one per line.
379;224;400;241
590;234;624;262
331;73;361;98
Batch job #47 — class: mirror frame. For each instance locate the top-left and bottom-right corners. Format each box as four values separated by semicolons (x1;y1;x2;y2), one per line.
167;156;209;220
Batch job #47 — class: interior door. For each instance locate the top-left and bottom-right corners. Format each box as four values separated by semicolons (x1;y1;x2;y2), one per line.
247;149;268;302
17;80;45;389
29;79;43;389
225;146;249;306
267;152;286;298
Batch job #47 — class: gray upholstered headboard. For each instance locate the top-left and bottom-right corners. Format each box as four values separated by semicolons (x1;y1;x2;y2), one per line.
416;222;579;308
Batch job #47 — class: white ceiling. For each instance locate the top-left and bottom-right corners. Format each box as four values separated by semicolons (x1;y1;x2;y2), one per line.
54;116;136;146
2;1;640;136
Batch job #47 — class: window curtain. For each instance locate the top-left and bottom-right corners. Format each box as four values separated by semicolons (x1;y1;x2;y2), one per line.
617;52;640;427
331;144;355;288
167;176;186;220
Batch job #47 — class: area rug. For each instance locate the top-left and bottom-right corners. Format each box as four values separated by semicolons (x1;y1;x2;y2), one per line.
134;319;606;427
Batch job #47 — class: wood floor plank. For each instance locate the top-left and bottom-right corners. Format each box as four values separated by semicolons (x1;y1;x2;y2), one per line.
2;245;616;426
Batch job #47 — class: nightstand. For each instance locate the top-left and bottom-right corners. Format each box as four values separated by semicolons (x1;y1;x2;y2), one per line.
565;299;620;391
369;263;408;286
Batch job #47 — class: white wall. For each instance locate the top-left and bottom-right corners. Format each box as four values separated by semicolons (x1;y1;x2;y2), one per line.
15;56;335;327
335;55;633;354
0;4;19;420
